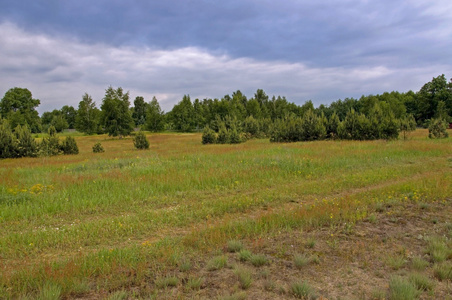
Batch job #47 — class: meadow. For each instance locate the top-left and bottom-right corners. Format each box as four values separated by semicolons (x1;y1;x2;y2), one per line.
0;130;451;299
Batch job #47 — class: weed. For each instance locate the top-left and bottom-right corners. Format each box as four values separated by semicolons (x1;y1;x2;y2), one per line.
250;254;268;267
179;260;192;272
433;262;452;281
305;238;316;249
238;249;252;262
186;277;204;290
207;255;228;271
408;273;434;291
389;276;420;300
290;280;316;299
386;255;407;270
37;282;62;300
227;240;244;253
411;257;429;271
294;253;311;269
234;266;253;289
426;236;450;263
107;290;129;300
368;214;378;224
155;276;179;289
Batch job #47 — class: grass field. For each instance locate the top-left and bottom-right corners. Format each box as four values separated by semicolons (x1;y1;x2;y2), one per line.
0;129;451;299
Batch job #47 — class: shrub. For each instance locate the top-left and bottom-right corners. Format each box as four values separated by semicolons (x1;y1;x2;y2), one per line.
428;118;449;138
0;121;18;158
14;125;38;157
93;142;105;153
229;127;242;144
39;126;61;156
133;131;150;149
217;125;230;144
202;125;217;144
61;136;79;155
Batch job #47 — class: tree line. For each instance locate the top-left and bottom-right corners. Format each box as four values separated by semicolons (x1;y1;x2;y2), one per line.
0;74;451;146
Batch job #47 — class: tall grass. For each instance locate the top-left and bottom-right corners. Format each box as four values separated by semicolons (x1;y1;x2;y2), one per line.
0;130;451;297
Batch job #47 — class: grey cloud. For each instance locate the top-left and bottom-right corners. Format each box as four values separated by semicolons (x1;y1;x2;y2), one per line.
1;22;451;115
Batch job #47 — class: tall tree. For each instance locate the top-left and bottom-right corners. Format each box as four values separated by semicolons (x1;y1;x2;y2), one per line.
75;93;98;135
170;95;195;132
145;97;165;132
416;74;452;123
100;87;134;137
132;96;148;127
61;105;77;129
0;87;41;133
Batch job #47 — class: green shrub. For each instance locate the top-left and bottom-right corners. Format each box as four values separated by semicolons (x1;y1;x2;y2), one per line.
428;118;449;138
202;125;217;144
39;126;61;156
133;131;150;149
14;125;38;157
61;136;79;155
92;142;105;153
0;121;18;158
229;127;242;144
217;125;230;144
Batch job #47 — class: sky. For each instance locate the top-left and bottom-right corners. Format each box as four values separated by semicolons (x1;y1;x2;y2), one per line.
1;0;451;114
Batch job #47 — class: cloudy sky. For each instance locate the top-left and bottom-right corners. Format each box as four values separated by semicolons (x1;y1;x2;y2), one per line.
1;0;451;113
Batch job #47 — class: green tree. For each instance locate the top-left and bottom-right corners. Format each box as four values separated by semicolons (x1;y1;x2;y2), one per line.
61;105;77;129
416;74;452;123
170;95;195;131
51;115;69;132
145;97;165;132
132;96;148;127
133;131;150;149
75;93;99;134
100;87;134;138
0;87;41;133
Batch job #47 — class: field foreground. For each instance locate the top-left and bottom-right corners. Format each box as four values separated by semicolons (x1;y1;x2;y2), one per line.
0;130;451;299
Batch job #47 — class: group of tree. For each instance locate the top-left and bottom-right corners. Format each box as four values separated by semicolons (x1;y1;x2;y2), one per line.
0;120;78;159
0;74;450;146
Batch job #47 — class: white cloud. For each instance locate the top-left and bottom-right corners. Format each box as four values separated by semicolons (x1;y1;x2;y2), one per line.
0;22;450;114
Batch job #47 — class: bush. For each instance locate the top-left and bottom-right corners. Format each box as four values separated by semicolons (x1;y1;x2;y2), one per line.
428;118;449;139
217;125;230;144
39;126;61;156
133;131;150;149
14;125;38;157
61;136;79;155
92;142;105;153
0;121;18;158
201;126;217;144
229;127;242;144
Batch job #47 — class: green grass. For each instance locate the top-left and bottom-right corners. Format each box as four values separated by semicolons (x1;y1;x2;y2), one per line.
0;131;451;298
234;266;253;289
408;272;435;291
155;276;179;289
207;255;228;271
290;280;316;299
227;240;244;253
389;276;420;300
